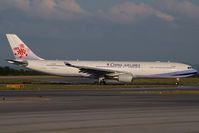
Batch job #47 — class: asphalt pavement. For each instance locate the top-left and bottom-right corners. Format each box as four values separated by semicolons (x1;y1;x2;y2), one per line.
1;87;199;133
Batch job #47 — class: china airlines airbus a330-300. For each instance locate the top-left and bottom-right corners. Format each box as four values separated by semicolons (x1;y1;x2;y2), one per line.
6;34;197;84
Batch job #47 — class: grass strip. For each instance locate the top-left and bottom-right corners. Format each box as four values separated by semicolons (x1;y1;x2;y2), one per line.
0;84;178;90
0;78;199;85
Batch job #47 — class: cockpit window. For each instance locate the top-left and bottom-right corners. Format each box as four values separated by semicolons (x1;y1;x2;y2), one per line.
188;67;192;69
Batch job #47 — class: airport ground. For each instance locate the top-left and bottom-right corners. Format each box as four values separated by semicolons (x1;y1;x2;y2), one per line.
1;76;199;133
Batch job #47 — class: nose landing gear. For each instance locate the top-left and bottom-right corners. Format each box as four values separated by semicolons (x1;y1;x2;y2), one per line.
176;78;180;85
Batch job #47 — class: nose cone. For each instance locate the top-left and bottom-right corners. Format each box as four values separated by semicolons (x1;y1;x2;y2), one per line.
193;69;198;74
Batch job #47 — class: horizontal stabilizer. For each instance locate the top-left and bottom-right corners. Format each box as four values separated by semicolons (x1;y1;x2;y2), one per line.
6;59;28;67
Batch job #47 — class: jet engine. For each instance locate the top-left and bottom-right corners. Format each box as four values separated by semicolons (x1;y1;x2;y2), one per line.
118;74;133;83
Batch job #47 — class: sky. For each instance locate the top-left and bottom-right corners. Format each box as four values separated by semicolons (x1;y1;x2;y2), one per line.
0;0;199;66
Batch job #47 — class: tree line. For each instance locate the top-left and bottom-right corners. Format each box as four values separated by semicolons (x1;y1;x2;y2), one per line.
0;66;45;76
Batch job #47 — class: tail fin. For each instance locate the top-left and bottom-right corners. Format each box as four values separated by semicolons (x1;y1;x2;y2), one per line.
6;34;44;60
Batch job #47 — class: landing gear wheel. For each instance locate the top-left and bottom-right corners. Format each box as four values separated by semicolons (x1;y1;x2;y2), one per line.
102;80;106;85
99;79;106;85
175;82;180;85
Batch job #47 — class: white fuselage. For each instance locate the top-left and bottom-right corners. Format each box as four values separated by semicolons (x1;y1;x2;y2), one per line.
26;60;197;79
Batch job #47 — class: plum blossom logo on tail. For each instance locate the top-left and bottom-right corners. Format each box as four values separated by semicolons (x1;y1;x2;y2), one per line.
13;44;30;58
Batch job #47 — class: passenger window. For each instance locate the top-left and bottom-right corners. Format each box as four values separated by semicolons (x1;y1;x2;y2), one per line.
188;67;192;69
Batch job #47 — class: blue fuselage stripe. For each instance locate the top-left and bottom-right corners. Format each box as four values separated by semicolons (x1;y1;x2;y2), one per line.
151;69;197;77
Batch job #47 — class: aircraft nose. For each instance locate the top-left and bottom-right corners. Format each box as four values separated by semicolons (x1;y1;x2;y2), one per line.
190;69;198;75
193;69;198;74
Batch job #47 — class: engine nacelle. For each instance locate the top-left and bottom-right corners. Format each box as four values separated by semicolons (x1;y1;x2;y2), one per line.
118;74;133;83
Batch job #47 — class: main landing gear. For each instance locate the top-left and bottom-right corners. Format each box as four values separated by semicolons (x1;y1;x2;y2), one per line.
98;77;106;85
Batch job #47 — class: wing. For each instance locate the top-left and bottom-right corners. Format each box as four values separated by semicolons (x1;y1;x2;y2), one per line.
65;62;123;77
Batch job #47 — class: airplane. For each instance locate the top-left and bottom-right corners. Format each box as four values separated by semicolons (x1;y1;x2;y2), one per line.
6;34;198;84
